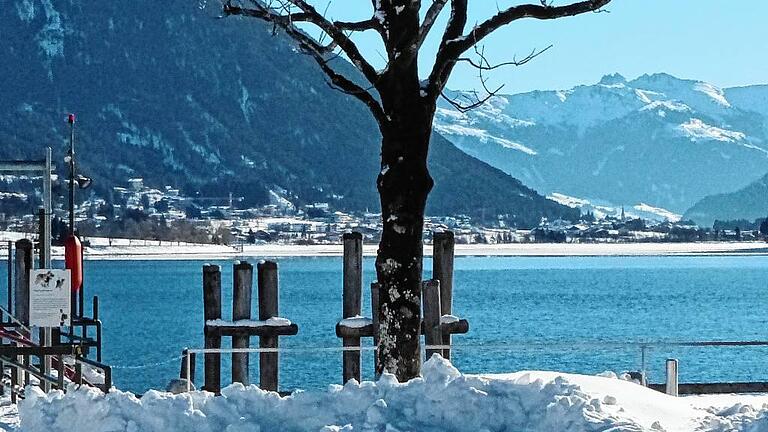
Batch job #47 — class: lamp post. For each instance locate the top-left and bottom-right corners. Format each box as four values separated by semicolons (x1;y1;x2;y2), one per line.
67;113;76;235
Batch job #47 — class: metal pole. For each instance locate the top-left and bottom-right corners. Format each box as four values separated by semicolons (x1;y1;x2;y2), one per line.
68;114;75;235
185;349;192;393
43;149;54;380
43;147;52;268
6;241;11;323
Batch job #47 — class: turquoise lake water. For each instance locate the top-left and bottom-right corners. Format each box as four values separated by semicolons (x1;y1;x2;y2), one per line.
2;255;768;393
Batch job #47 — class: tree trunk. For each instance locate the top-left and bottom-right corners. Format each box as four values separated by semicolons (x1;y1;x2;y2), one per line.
375;107;434;381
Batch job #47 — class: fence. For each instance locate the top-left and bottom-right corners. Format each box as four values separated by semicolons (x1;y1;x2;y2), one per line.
175;229;768;397
187;231;469;394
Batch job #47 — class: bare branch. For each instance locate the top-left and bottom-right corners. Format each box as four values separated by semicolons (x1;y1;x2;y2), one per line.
456;44;553;71
417;0;449;49
335;18;379;32
453;0;611;58
441;45;506;113
222;1;385;124
224;1;381;85
427;0;610;95
422;0;468;98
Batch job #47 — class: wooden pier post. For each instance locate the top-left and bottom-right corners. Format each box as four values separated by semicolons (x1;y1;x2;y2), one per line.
14;239;32;327
432;231;454;359
258;260;279;392
666;358;679;396
232;261;253;385
14;239;32;389
202;264;222;394
422;280;443;359
342;232;363;383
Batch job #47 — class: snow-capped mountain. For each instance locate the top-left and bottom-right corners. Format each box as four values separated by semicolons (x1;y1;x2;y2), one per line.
436;73;768;214
0;0;577;226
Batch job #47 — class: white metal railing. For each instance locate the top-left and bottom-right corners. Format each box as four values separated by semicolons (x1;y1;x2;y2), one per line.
181;340;768;393
182;344;452;392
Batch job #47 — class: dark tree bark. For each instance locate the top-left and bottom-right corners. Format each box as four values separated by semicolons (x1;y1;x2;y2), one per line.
375;100;436;378
221;0;611;381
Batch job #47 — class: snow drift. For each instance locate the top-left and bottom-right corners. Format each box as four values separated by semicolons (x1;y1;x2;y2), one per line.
17;356;768;431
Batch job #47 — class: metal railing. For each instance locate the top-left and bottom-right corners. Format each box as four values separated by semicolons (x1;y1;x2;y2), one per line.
181;339;768;395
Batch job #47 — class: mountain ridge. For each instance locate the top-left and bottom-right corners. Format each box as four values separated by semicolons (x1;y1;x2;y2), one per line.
683;173;768;226
0;0;577;227
436;72;768;215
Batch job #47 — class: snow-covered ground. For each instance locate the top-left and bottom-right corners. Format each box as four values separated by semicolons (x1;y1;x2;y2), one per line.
1;234;766;260
11;357;768;431
547;193;683;223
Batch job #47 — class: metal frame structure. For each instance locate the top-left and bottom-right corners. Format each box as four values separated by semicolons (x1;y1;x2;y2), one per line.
0;148;53;267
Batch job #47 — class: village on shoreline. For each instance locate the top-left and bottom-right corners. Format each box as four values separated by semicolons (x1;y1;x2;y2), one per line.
3;177;766;258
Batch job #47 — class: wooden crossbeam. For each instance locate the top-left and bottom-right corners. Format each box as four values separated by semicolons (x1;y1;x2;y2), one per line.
335;320;469;339
205;324;299;338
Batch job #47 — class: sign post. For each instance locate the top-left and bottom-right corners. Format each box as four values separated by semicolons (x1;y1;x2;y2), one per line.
29;270;72;328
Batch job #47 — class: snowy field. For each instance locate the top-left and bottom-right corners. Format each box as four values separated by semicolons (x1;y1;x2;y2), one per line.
8;357;768;431
1;232;766;260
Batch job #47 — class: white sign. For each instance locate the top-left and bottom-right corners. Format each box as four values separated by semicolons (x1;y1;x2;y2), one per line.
29;269;71;327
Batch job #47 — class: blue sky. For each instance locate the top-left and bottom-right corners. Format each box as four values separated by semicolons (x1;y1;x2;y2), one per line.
319;1;768;94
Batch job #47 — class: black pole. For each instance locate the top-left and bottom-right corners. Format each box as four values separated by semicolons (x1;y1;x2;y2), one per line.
68;114;75;235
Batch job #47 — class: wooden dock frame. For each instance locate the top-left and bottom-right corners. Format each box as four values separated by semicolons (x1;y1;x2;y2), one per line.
335;230;469;384
202;261;299;394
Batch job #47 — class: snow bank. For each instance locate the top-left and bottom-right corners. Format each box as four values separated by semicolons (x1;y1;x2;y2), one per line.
338;316;373;329
17;356;768;431
206;317;292;327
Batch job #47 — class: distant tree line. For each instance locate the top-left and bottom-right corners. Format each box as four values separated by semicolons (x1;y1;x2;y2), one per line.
63;208;218;244
713;217;768;236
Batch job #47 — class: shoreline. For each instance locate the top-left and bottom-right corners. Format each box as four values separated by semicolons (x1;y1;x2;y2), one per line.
2;241;766;261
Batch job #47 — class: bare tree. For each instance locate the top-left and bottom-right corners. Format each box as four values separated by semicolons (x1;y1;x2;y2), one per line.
220;0;611;381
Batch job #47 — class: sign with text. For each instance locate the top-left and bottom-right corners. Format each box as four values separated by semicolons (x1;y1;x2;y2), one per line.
29;269;71;327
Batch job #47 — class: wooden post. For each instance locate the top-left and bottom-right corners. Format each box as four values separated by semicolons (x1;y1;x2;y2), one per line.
202;264;222;394
342;232;363;383
666;358;679;396
232;261;253;385
422;280;443;360
56;354;65;390
14;239;32;327
10;367;17;403
371;282;380;379
258;260;279;392
14;239;32;389
75;360;83;386
432;231;454;360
